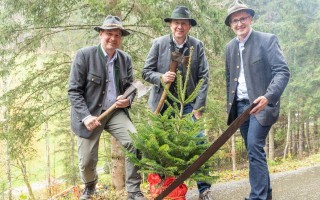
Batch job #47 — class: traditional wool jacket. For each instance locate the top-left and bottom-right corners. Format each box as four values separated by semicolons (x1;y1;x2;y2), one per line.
225;30;290;126
68;44;134;138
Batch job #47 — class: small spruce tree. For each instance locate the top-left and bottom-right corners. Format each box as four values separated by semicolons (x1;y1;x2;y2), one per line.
128;47;213;183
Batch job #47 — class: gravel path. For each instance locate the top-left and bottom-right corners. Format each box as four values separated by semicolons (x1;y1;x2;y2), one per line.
186;164;320;200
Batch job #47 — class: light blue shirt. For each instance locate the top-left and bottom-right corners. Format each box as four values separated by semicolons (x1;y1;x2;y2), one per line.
102;49;117;110
236;28;252;101
82;48;117;122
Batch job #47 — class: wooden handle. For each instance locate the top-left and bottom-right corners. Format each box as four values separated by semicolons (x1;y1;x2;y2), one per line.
154;51;182;114
96;83;137;121
154;83;170;114
97;104;117;121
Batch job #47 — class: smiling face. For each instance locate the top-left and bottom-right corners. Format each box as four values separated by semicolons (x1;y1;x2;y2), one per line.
229;11;253;41
99;29;122;57
169;19;191;44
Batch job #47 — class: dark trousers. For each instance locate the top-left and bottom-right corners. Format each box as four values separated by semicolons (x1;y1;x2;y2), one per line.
182;104;211;193
237;100;272;200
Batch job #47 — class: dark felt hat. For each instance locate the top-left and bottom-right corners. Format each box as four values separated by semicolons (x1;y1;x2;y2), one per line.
94;15;130;36
225;0;255;26
164;6;197;26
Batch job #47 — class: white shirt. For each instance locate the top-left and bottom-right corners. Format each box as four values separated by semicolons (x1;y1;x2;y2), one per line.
101;49;117;110
173;36;187;48
82;48;117;122
236;29;252;101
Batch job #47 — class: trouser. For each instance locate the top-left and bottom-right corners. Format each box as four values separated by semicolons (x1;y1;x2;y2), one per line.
77;109;142;193
237;100;272;200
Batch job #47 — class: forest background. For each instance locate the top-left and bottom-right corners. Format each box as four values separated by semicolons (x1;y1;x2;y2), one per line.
0;0;319;199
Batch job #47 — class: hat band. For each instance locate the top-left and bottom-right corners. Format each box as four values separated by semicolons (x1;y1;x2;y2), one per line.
102;24;123;28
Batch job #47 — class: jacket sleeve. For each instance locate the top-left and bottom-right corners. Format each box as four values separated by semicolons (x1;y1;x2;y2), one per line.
193;41;209;111
68;49;91;121
125;55;136;106
263;35;290;105
142;39;163;87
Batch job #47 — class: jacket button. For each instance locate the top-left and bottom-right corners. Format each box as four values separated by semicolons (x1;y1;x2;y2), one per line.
236;66;240;69
98;104;102;107
102;91;105;94
92;78;95;81
234;78;238;81
229;103;232;106
232;90;235;94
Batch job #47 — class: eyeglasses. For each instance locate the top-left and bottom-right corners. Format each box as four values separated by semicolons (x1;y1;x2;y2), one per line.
230;16;251;26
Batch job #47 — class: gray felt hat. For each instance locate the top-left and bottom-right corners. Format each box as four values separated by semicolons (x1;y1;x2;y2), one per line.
225;0;255;26
164;6;197;26
94;15;130;36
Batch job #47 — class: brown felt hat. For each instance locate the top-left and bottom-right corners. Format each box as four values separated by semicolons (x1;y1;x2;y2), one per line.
94;15;130;36
225;0;255;26
164;6;197;26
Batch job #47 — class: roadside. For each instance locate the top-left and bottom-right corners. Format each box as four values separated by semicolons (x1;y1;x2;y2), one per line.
186;164;320;200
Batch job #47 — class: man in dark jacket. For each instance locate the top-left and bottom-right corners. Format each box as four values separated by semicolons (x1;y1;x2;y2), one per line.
142;6;212;200
225;1;290;200
68;15;146;200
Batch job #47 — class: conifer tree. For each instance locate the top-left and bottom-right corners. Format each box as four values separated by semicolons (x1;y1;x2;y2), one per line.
128;48;214;183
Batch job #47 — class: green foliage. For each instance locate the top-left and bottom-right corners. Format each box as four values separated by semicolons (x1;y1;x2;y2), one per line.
128;51;215;183
0;0;319;196
128;108;213;183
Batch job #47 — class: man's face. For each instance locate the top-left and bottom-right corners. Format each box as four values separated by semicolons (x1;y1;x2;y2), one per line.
169;19;191;41
99;29;122;54
229;11;252;40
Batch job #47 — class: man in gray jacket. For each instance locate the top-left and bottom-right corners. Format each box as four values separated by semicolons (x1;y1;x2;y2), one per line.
225;1;290;200
142;6;212;200
68;15;146;200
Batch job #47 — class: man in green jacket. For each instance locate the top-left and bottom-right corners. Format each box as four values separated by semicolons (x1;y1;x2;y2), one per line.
68;15;146;200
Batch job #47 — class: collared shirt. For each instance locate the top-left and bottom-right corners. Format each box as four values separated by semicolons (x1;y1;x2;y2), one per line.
173;36;187;48
82;48;117;123
236;28;252;101
102;48;118;110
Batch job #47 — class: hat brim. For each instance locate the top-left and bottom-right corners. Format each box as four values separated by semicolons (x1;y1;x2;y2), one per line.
225;8;255;26
94;26;130;36
164;18;197;26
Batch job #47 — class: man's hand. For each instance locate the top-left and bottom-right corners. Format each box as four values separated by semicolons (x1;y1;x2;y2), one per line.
192;110;203;120
115;95;130;108
162;71;176;83
84;116;101;132
251;96;269;114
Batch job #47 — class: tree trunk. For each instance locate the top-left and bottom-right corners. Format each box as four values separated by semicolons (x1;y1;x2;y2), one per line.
298;118;304;158
45;121;51;198
312;116;318;153
231;135;236;171
305;120;311;154
3;78;12;200
106;0;126;190
110;137;125;190
283;111;291;159
6;141;12;200
268;126;275;161
70;132;77;185
18;157;36;200
291;111;299;156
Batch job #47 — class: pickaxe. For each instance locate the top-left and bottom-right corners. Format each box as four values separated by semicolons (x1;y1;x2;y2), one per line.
96;80;150;122
154;51;189;114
